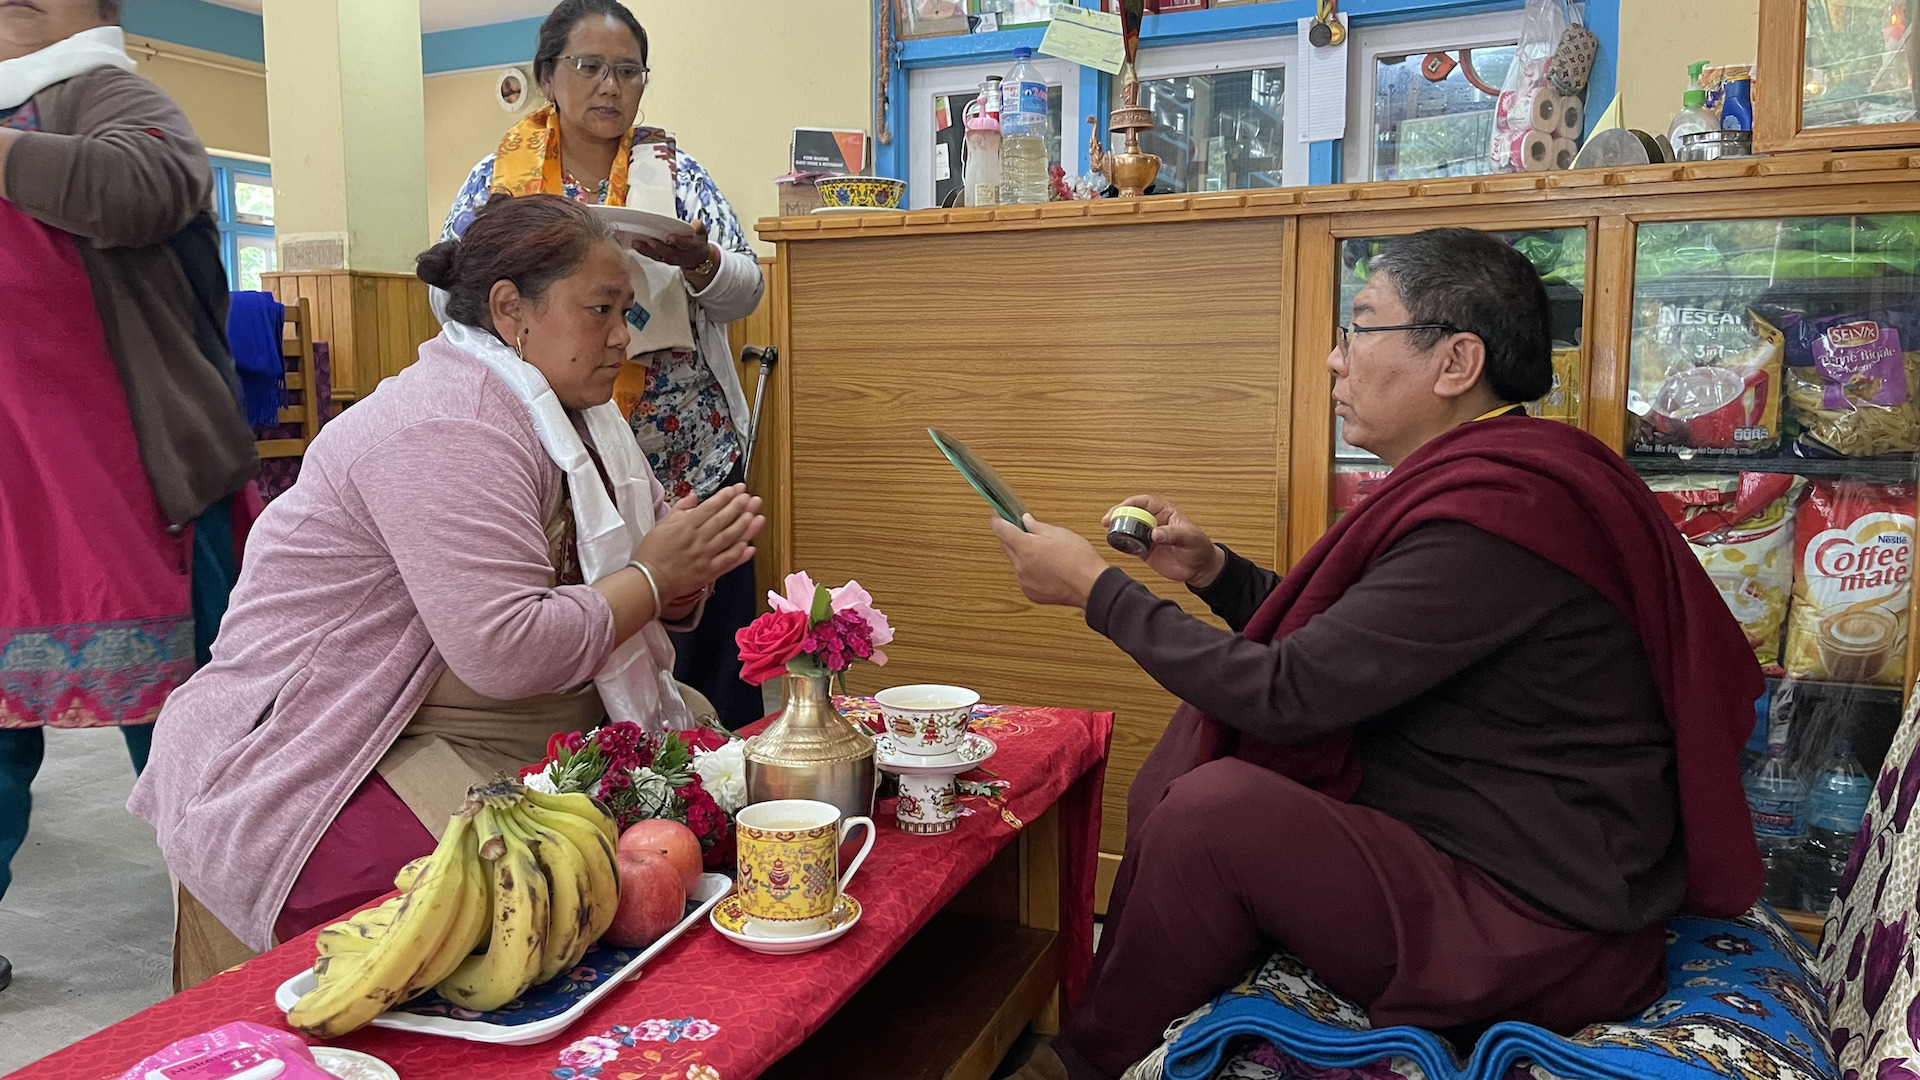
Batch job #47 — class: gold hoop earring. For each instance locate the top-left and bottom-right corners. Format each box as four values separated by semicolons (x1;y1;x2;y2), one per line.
514;332;527;359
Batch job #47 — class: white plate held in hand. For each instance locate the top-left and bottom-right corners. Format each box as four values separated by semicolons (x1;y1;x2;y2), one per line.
587;204;698;243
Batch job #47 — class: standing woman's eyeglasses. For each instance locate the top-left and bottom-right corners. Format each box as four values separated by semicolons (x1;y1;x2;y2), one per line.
1336;322;1462;359
559;55;650;89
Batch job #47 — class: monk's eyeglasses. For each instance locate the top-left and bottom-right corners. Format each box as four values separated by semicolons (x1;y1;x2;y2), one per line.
1337;322;1462;360
560;55;650;89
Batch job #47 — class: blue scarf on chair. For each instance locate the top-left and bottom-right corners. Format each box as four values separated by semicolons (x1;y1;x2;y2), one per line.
226;291;285;430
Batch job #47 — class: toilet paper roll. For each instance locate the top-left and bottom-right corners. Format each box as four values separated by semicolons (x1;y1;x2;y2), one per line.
1530;88;1562;133
1555;96;1585;140
1552;136;1578;171
1494;131;1525;171
1521;129;1556;172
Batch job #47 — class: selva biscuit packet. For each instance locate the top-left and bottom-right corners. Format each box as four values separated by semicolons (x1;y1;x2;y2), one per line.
1780;307;1920;457
1784;480;1916;685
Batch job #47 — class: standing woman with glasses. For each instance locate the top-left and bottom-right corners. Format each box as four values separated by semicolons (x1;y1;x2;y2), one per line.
445;0;767;728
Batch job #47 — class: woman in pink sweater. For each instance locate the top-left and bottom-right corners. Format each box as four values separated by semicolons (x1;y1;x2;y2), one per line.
130;194;763;979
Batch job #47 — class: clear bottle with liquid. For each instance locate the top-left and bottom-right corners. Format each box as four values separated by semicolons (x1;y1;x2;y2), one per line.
1802;737;1872;913
1669;60;1717;149
964;78;1002;207
1744;722;1807;909
1000;48;1050;204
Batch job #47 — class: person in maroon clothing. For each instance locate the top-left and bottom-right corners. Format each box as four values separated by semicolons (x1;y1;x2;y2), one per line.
990;228;1765;1080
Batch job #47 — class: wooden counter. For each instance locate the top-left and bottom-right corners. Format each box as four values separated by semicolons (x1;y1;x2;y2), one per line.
756;150;1920;905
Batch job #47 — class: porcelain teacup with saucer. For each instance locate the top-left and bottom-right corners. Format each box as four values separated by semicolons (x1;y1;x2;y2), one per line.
709;891;862;955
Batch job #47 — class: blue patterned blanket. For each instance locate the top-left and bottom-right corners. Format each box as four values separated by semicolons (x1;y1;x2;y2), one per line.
1151;906;1832;1080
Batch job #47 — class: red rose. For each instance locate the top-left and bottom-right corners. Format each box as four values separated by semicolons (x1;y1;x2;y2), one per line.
736;610;808;685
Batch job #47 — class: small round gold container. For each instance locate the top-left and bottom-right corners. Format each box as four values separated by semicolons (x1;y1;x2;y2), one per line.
1107;505;1156;556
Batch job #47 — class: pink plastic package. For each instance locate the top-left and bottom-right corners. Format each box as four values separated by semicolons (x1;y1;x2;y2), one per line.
113;1021;337;1080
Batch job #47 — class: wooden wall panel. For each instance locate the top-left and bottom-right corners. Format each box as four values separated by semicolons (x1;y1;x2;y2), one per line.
262;270;435;402
781;222;1290;856
727;256;789;611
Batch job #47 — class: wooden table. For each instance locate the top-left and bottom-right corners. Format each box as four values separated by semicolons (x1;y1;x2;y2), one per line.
11;702;1111;1080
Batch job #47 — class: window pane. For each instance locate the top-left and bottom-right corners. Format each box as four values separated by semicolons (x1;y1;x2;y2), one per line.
234;174;275;225
233;174;274;226
236;235;276;293
1370;45;1514;181
931;83;1063;207
1138;67;1286;194
1804;0;1920;129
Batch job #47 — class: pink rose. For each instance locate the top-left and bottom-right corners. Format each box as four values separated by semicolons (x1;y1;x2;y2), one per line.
768;571;820;615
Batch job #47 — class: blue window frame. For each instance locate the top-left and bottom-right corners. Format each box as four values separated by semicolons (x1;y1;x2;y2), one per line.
880;0;1617;199
208;155;275;292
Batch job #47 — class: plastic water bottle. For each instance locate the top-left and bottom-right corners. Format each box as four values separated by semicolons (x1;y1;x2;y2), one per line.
1802;738;1872;912
963;79;1002;207
1000;48;1049;204
1741;693;1769;775
1745;738;1807;909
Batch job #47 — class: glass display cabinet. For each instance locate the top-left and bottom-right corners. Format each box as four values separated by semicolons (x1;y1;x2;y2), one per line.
1624;213;1920;915
1758;0;1920;152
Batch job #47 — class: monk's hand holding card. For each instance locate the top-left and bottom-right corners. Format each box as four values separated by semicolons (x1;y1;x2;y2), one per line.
1102;494;1226;588
990;514;1110;610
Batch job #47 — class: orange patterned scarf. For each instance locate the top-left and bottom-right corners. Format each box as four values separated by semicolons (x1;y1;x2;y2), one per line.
491;103;633;206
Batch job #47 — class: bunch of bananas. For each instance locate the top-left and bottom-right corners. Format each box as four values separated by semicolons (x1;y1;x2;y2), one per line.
289;779;620;1038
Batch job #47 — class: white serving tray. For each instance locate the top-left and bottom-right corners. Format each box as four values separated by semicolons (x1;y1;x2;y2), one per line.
277;873;730;1046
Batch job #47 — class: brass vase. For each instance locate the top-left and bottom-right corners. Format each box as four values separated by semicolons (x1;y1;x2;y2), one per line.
744;673;876;821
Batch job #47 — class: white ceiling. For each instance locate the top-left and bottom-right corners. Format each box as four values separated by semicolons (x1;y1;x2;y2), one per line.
201;0;558;34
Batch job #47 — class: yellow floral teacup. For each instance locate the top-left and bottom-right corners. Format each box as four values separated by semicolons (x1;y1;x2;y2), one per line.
735;799;875;937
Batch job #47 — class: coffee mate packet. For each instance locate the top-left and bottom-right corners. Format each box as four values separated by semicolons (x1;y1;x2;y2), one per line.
1651;473;1802;668
1784;481;1917;685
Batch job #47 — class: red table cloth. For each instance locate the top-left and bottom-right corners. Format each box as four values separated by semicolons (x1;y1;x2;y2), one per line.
13;701;1112;1080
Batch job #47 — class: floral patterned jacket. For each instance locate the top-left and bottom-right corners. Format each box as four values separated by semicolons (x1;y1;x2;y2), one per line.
443;130;764;497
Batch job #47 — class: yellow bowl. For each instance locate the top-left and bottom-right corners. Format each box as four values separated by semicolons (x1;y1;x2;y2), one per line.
814;176;906;209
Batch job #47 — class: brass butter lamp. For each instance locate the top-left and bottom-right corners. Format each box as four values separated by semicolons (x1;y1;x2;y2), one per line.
1087;0;1160;198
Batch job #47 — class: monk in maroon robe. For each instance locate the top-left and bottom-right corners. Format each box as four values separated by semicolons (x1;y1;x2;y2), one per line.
991;228;1765;1080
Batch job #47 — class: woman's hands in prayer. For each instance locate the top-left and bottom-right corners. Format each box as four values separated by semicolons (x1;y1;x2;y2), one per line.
627;220;720;291
991;514;1111;611
1104;495;1227;588
636;484;764;608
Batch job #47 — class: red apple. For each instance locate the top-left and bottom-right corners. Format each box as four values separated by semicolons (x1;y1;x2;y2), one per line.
605;849;686;948
618;819;703;892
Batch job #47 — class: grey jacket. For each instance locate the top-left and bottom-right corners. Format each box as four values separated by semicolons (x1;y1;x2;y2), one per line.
6;65;256;527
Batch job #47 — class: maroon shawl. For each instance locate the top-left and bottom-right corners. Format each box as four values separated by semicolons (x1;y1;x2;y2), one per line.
1128;415;1765;919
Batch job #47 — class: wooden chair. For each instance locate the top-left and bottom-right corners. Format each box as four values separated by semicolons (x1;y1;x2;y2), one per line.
257;297;320;459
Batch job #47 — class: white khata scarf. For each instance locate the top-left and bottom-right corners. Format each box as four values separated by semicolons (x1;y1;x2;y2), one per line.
440;319;694;733
0;25;134;111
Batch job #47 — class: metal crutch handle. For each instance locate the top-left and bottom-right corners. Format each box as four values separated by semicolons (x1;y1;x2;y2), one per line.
741;345;779;483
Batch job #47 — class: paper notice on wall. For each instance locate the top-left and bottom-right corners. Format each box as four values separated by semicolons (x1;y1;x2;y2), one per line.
1295;14;1349;143
1038;5;1125;74
935;143;952;182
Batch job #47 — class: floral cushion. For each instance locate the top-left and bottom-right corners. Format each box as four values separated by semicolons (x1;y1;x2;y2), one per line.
1125;905;1832;1080
1823;683;1920;1080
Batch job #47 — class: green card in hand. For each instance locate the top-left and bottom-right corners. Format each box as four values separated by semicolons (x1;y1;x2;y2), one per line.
928;428;1030;531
